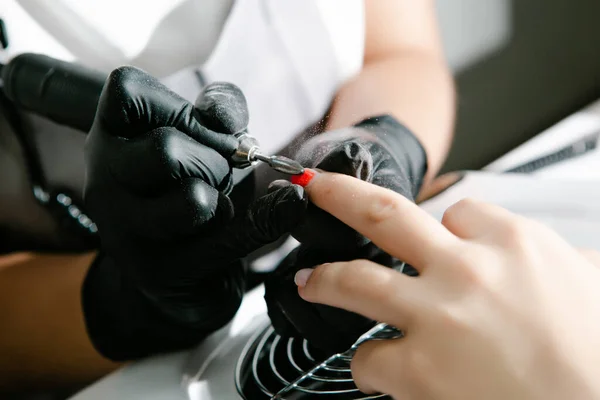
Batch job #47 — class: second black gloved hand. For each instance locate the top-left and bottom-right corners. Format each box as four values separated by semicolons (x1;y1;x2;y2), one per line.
83;66;308;361
265;115;427;353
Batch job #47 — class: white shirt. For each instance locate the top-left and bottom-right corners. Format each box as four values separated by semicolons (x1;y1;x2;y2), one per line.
2;0;233;75
2;0;363;79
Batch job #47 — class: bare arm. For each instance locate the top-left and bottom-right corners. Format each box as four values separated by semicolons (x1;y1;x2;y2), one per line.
327;0;456;182
0;252;120;391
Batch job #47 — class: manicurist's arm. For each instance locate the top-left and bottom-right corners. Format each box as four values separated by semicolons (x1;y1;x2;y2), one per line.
0;252;120;391
327;0;455;182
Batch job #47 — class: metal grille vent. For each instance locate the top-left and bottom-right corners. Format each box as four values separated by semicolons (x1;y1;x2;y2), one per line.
235;322;402;399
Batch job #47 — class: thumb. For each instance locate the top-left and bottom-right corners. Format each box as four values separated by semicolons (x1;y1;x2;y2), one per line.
214;183;308;259
195;82;249;135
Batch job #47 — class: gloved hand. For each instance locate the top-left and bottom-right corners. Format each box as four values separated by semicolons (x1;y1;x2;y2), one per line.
83;66;308;361
264;115;427;353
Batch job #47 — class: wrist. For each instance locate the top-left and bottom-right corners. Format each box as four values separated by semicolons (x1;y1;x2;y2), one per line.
354;115;428;197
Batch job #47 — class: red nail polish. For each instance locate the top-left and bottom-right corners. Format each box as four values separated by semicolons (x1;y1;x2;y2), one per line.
291;169;316;187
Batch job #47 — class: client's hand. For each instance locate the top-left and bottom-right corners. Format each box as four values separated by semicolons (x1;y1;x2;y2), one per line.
295;171;600;400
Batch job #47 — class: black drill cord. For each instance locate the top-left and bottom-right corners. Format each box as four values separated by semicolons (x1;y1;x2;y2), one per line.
0;18;8;49
0;91;46;189
0;91;98;239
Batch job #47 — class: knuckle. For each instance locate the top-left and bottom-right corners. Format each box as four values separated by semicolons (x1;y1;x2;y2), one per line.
441;198;478;227
435;306;469;333
459;266;486;288
498;218;534;246
335;260;375;293
449;245;482;268
449;247;490;287
365;192;402;225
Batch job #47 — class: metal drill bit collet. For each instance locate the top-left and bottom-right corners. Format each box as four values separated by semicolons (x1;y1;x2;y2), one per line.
231;134;305;175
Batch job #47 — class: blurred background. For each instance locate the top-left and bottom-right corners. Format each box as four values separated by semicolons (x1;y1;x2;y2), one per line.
435;0;600;172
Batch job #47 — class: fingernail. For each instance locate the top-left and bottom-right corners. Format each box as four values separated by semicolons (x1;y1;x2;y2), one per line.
294;268;314;287
291;169;316;187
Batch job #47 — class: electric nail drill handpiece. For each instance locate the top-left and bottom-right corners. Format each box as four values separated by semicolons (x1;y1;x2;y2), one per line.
232;134;305;175
0;53;304;175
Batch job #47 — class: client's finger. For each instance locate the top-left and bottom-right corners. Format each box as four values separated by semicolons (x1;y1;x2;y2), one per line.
296;261;420;329
441;197;523;239
304;171;459;268
351;339;409;398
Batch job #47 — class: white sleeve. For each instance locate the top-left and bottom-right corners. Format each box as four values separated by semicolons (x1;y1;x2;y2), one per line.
313;0;365;82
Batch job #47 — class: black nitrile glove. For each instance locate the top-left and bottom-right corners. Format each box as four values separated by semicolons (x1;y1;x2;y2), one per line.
83;66;308;361
265;115;427;353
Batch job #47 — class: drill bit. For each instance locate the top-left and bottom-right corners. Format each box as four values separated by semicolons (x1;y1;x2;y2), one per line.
232;134;304;175
252;152;305;175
